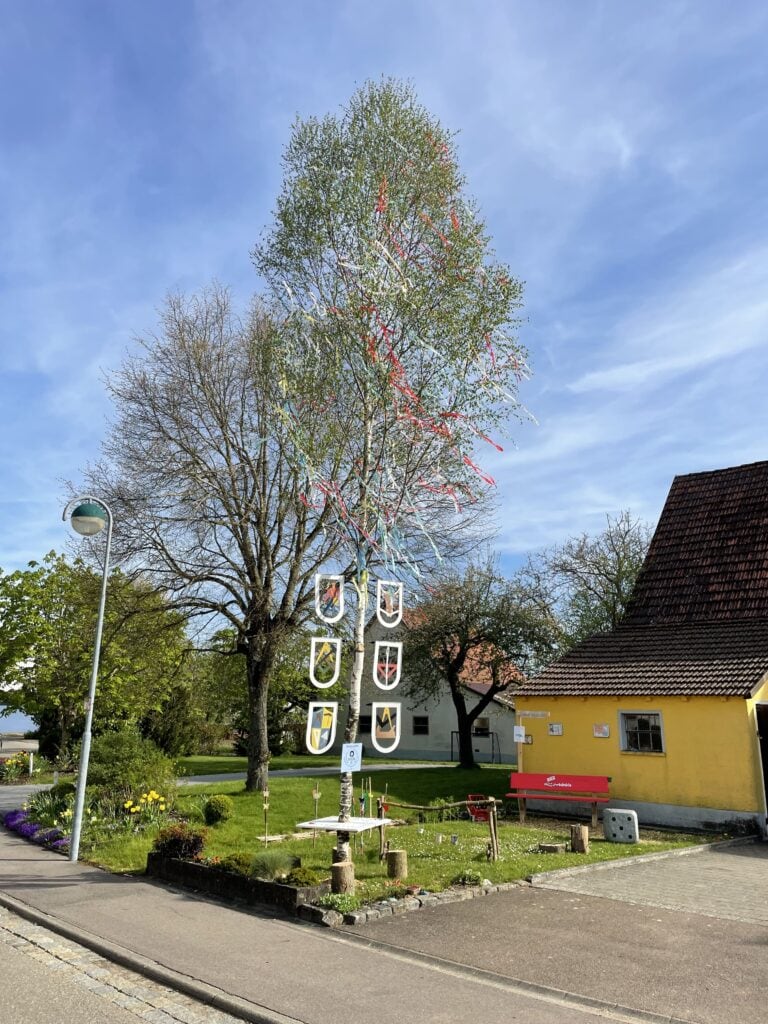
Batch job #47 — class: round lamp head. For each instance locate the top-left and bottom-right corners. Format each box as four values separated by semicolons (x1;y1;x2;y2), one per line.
70;501;108;537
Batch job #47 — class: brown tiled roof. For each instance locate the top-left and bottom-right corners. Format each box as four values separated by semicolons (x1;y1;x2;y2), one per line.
462;680;516;708
519;619;768;698
626;460;768;625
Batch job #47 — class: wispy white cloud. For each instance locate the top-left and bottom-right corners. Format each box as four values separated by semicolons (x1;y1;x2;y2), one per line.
570;248;768;393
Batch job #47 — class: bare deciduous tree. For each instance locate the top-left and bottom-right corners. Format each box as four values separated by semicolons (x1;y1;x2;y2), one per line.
87;287;346;789
522;510;652;657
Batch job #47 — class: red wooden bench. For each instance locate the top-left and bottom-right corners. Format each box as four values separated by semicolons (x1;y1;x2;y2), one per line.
506;772;611;829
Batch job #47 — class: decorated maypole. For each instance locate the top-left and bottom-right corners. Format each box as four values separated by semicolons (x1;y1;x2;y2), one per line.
253;79;530;862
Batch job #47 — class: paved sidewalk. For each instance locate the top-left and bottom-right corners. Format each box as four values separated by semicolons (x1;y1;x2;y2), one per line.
531;840;768;926
0;828;623;1024
1;807;766;1024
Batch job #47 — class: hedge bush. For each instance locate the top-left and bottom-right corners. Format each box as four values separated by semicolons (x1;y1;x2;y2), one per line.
152;823;207;861
203;794;234;826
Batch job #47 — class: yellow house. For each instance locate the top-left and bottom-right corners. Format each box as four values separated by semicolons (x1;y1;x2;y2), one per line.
517;461;768;834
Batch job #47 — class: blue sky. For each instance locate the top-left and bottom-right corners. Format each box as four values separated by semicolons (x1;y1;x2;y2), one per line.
2;0;768;574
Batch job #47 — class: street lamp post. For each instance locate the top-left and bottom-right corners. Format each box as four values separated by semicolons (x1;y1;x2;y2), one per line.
62;496;113;863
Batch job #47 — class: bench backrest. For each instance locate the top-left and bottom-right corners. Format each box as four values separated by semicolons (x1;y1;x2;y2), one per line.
509;772;610;795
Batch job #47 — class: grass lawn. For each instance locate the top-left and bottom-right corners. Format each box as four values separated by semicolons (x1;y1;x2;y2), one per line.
85;765;715;900
174;753;449;776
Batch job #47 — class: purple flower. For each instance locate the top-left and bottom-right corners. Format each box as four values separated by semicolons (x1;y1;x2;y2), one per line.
3;809;29;829
15;820;42;838
49;837;70;850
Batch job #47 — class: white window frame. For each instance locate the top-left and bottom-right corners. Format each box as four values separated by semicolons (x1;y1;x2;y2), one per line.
619;710;665;754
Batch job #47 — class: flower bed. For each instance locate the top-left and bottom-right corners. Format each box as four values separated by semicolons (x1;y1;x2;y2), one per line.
2;809;69;852
145;851;330;914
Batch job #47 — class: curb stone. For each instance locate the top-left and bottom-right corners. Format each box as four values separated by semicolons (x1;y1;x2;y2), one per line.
0;891;299;1024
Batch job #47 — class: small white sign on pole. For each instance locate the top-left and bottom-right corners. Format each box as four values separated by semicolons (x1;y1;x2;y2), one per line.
340;743;363;773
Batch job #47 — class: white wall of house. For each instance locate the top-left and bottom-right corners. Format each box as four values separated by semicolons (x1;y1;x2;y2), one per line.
335;617;518;764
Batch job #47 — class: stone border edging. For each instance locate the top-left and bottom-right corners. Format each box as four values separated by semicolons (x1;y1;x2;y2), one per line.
299;880;525;927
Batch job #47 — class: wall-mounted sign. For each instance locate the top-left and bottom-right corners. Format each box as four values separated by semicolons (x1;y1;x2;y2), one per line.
517;710;550;719
376;580;403;628
309;637;341;688
548;723;564;736
371;702;401;754
513;725;526;743
306;702;338;754
593;723;610;738
373;640;402;690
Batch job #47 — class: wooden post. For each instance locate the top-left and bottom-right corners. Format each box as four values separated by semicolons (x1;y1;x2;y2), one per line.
570;824;590;854
489;799;500;861
377;797;386;861
386;849;408;879
331;860;355;893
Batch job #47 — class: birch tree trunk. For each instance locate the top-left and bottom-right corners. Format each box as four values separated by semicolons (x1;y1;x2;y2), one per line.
336;571;367;860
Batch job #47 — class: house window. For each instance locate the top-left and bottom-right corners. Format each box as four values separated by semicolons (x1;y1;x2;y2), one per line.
412;715;429;736
620;712;664;753
473;717;490;737
359;715;372;735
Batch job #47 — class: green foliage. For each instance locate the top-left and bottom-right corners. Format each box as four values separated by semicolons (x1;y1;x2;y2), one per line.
405;561;559;766
203;794;234;826
0;752;32;780
86;726;176;799
285;866;323;887
27;789;73;829
152;823;207;860
220;852;255;875
250;849;300;880
424;796;460;822
255;79;528;577
0;552;188;760
140;684;201;757
315;892;361;913
49;781;77;800
451;869;483;886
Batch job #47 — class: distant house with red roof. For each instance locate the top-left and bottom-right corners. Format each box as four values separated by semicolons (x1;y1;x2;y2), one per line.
338;615;519;764
516;460;768;833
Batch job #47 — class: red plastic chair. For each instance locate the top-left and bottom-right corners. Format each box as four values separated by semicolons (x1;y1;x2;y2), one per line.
467;794;490;822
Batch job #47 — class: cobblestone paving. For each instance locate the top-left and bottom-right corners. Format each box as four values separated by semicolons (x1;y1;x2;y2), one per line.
533;842;768;926
0;906;246;1024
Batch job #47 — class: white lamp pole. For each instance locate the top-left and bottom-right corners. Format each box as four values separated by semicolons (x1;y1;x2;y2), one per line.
62;496;113;863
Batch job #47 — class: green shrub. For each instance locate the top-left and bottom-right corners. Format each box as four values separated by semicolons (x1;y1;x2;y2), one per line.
49;782;76;800
451;869;483;886
152;823;207;861
203;794;234;826
86;726;176;799
424;796;459;822
250;849;300;880
285;866;323;887
220;852;254;876
315;892;361;913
